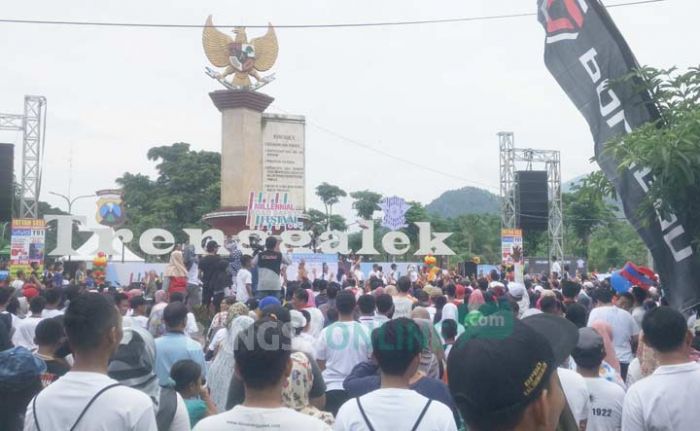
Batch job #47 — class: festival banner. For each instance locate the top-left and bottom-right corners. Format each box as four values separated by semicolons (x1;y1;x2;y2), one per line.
538;0;700;309
246;191;304;231
9;218;46;276
285;253;338;282
501;229;523;265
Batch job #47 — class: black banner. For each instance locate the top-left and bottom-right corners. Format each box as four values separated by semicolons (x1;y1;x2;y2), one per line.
537;0;700;310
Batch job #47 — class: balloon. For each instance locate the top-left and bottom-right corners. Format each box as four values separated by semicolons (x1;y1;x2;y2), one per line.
611;271;632;293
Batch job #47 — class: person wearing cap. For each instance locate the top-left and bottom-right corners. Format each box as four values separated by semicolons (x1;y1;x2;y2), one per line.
572;327;625;431
335;318;457;431
507;282;530;318
447;317;568;431
622;306;700;430
199;240;224;310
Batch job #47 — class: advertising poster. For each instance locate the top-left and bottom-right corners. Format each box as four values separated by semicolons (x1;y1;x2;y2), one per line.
10;218;46;276
501;228;524;283
246;191;304;231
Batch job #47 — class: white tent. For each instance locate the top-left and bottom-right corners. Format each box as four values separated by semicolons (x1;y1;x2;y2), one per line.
61;232;144;262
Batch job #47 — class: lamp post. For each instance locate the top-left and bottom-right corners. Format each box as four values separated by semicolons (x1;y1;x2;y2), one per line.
48;191;95;262
48;191;95;215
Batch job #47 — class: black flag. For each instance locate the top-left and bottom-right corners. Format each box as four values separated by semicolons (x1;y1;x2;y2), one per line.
537;0;700;310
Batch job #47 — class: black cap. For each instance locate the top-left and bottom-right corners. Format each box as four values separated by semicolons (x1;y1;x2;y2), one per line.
447;319;556;424
522;313;579;365
206;240;220;252
571;327;605;369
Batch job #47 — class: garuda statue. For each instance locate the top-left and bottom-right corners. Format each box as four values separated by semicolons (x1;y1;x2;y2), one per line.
202;15;278;89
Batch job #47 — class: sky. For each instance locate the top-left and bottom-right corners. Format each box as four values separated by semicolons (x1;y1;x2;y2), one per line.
0;0;695;227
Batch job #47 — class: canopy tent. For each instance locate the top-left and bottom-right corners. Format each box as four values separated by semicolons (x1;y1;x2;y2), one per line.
61;232;144;262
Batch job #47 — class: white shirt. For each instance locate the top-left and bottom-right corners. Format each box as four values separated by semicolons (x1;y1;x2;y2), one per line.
171;393;191;431
186;312;199;337
334;388;457;431
551;261;562;275
588;305;640;363
315;321;372;391
187;262;201;286
392;296;414;319
131;315;149;330
208;327;226;352
194;405;329;431
11;279;24;291
558;368;590;428
632;306;645;329
353;269;364;282
583;377;624;431
24;371;156;431
292;332;317;360
305;306;325;339
623;361;700;431
41;309;64;318
12;315;43;350
235;268;253;303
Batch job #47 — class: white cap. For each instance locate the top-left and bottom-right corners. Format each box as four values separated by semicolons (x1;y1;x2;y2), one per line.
508;282;526;299
290;310;307;329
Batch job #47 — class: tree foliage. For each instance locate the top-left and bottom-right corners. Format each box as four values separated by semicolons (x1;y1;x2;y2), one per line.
116;143;220;257
350;190;382;220
315;182;346;229
606;66;700;242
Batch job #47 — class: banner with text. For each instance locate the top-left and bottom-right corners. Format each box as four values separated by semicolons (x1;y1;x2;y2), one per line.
246;191;304;231
262;114;306;210
10;218;46;276
538;0;699;309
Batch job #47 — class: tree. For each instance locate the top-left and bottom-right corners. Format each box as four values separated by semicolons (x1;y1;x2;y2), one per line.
305;208;347;239
350;190;382;220
315;183;346;230
606;66;700;243
563;176;616;256
116;143;220;259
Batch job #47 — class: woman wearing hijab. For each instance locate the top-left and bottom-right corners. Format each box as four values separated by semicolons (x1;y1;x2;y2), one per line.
164;250;188;297
207;315;255;412
410;310;446;380
434;303;465;343
108;326;190;431
282;352;334;426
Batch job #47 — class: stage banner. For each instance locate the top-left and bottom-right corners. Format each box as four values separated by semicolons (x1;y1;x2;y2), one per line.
10;218;46;276
246;191;304;231
538;0;699;310
502;228;524;283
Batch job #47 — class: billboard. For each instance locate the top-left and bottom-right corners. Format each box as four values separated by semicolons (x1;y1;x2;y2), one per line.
10;218;46;276
261;113;306;210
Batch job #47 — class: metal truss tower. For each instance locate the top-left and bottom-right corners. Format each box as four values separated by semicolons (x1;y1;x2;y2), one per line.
498;131;563;265
0;96;47;219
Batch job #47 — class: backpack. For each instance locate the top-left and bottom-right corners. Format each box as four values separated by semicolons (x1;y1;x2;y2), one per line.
156;387;178;431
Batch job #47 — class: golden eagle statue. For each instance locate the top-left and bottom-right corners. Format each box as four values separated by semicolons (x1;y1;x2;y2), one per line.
202;15;278;89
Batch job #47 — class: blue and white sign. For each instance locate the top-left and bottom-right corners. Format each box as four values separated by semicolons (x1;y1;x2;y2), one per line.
379;196;410;231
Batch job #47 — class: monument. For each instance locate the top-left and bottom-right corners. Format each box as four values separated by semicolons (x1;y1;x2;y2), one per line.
200;15;306;234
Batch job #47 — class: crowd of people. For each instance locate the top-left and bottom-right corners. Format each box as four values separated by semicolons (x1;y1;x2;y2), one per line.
1;236;700;431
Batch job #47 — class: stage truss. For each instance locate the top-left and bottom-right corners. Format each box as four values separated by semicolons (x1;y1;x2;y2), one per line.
0;96;47;219
498;131;563;266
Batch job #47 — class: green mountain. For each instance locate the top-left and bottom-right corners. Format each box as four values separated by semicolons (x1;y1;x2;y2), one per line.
426;187;500;218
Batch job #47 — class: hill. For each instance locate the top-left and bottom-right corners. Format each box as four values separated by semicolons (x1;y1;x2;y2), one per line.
426;187;500;218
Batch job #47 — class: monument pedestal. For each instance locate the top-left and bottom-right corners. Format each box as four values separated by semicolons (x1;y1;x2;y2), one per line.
202;90;274;235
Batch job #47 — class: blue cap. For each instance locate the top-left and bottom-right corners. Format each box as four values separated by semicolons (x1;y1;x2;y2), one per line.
259;296;281;310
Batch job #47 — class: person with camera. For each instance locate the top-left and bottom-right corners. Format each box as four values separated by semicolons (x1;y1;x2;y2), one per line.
251;236;291;300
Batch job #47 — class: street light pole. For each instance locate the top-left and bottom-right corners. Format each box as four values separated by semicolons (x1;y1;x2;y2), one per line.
48;191;95;262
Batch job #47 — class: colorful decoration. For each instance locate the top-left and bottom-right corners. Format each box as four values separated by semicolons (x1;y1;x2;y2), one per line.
424;255;437;267
379;196;410;231
92;251;108;287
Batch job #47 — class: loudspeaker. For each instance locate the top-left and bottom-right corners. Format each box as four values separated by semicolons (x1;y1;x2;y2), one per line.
516;170;548;231
464;261;478;279
0;144;13;222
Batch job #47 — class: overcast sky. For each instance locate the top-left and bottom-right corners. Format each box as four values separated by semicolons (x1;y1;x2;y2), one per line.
0;0;694;227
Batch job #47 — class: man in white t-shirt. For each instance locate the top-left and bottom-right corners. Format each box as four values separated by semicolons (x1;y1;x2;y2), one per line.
335;318;457;431
10;270;25;291
551;256;562;278
392;276;415;319
573;327;625;431
623;306;700;430
587;287;639;379
315;290;372;416
235;255;253;303
13;296;46;350
41;289;64;318
194;319;329;431
24;292;156;431
557;368;590;430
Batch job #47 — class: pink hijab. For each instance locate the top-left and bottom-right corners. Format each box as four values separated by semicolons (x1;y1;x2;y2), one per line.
305;289;316;308
468;289;485;311
590;320;621;374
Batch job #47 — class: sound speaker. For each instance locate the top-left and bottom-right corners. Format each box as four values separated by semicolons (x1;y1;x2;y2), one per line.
464;261;478;279
0;144;13;222
516;170;548;231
